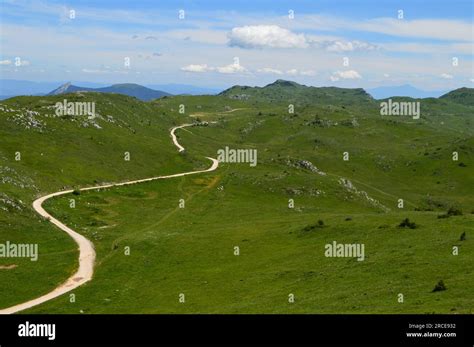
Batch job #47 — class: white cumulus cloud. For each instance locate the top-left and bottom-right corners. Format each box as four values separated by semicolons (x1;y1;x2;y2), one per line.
440;73;453;79
181;62;246;74
300;70;317;76
330;70;362;82
257;67;283;74
216;63;246;74
181;64;213;73
228;25;308;49
257;67;316;76
227;25;377;53
316;39;378;52
0;60;12;65
286;69;299;75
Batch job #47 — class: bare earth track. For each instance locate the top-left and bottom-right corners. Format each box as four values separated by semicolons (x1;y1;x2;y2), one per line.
0;124;218;314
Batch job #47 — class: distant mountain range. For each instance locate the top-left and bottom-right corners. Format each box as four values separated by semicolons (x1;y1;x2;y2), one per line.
366;85;448;99
0;79;221;100
47;82;171;101
0;80;108;99
1;79;471;105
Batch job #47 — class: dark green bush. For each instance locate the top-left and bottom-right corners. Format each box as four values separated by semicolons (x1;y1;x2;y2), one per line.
432;280;446;292
398;218;417;229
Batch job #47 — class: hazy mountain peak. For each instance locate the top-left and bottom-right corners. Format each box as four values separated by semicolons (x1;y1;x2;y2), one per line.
49;82;74;95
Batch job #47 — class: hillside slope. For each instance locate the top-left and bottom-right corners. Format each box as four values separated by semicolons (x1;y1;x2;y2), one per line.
440;87;474;106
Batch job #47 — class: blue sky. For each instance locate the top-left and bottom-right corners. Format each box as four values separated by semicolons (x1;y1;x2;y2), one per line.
1;0;473;90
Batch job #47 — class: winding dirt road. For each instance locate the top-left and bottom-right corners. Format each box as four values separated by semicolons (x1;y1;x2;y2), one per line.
0;124;218;314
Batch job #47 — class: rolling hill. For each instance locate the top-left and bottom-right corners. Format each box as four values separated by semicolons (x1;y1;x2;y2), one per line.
219;79;374;107
440;87;474;106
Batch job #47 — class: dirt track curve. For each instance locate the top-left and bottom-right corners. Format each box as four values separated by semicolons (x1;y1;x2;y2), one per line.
0;124;218;314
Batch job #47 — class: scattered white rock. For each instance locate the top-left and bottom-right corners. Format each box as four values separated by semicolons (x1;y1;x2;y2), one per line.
0;193;25;212
0;166;38;190
287;158;326;176
338;177;390;212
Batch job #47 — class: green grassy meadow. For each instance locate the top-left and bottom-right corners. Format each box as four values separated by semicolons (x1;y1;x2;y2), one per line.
0;85;473;313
